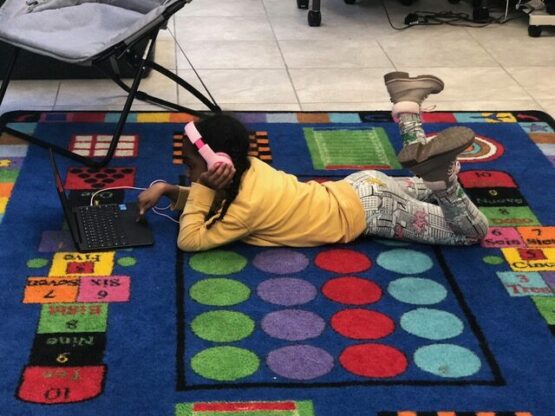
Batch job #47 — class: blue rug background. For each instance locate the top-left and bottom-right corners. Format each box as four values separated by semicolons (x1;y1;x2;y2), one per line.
0;110;553;416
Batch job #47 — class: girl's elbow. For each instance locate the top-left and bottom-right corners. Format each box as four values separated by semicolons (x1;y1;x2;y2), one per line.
177;235;200;252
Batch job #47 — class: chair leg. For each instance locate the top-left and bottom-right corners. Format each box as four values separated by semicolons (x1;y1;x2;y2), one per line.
308;0;322;26
0;47;98;166
2;27;222;168
0;47;20;107
100;59;217;115
92;35;159;168
0;40;151;168
106;47;221;113
145;61;221;113
94;30;223;167
311;0;321;12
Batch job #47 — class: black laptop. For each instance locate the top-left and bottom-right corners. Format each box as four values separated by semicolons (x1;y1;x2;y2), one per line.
49;151;154;252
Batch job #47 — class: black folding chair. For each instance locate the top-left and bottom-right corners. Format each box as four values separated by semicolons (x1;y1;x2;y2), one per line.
0;0;221;168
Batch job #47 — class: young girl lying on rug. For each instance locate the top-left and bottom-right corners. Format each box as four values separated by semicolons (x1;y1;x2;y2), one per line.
137;72;488;252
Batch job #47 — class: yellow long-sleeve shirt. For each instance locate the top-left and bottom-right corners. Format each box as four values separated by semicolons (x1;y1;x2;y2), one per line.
174;157;366;252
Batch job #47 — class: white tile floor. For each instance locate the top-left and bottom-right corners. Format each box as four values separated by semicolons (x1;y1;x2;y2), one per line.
1;0;555;117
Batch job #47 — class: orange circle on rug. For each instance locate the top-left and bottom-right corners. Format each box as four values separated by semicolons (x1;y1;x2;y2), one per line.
314;249;371;274
322;276;382;305
331;309;394;339
339;344;407;378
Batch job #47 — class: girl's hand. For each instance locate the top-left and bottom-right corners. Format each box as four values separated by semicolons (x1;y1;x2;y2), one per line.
198;163;236;190
137;182;168;220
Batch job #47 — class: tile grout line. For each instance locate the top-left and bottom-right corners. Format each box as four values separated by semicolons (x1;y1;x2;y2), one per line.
51;80;62;110
171;16;182;107
171;16;219;110
462;26;542;108
261;0;303;110
376;39;398;72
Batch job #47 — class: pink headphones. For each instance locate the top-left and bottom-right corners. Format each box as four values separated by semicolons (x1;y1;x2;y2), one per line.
184;122;234;169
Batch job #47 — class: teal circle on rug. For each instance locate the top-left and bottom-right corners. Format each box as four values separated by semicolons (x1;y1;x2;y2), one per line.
189;250;247;275
414;344;481;378
191;311;255;342
190;278;251;306
387;277;447;305
400;308;464;340
376;249;433;274
191;346;260;381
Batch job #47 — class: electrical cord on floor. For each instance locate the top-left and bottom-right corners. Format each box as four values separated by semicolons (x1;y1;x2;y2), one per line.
382;0;531;30
412;9;529;26
382;0;414;29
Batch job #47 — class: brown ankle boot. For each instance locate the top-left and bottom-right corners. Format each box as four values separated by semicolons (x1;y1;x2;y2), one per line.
399;126;475;190
398;126;474;167
384;71;445;105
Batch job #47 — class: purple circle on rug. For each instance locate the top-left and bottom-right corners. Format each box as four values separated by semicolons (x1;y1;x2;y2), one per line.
267;345;334;380
252;249;309;275
257;278;317;306
261;309;325;341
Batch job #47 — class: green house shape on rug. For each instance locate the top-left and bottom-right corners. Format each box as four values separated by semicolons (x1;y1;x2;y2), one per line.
304;127;401;170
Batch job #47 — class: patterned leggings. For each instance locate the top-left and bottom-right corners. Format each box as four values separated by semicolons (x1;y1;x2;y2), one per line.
345;170;489;245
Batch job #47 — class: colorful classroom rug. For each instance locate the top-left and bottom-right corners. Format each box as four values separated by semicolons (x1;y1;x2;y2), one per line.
0;110;553;416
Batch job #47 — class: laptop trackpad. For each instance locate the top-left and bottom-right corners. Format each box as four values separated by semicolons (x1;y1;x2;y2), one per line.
118;203;154;245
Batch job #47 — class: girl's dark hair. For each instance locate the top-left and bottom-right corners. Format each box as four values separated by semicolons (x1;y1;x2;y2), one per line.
195;113;251;228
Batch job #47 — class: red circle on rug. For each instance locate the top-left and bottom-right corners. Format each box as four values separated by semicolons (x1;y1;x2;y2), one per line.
339;344;408;378
331;309;394;339
315;249;371;274
322;277;382;305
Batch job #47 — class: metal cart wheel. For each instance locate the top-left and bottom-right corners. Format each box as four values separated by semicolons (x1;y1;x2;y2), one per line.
297;0;309;9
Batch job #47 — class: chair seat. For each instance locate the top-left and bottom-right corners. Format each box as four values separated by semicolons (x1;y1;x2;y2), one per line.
0;3;164;64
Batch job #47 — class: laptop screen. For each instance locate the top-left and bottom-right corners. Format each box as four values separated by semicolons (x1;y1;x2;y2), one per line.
48;150;81;245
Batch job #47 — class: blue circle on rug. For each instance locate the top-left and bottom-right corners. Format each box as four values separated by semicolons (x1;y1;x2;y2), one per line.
400;308;464;340
387;277;447;305
261;309;326;341
253;249;309;274
257;278;317;306
414;344;481;378
267;345;334;380
376;249;433;274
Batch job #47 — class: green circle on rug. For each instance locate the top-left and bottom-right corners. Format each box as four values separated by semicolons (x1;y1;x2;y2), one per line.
27;258;49;268
117;256;137;267
190;278;251;306
191;346;260;381
191;311;255;342
189;250;247;275
483;255;504;265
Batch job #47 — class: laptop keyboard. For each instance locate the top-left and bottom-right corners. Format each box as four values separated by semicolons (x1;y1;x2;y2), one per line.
77;205;128;249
